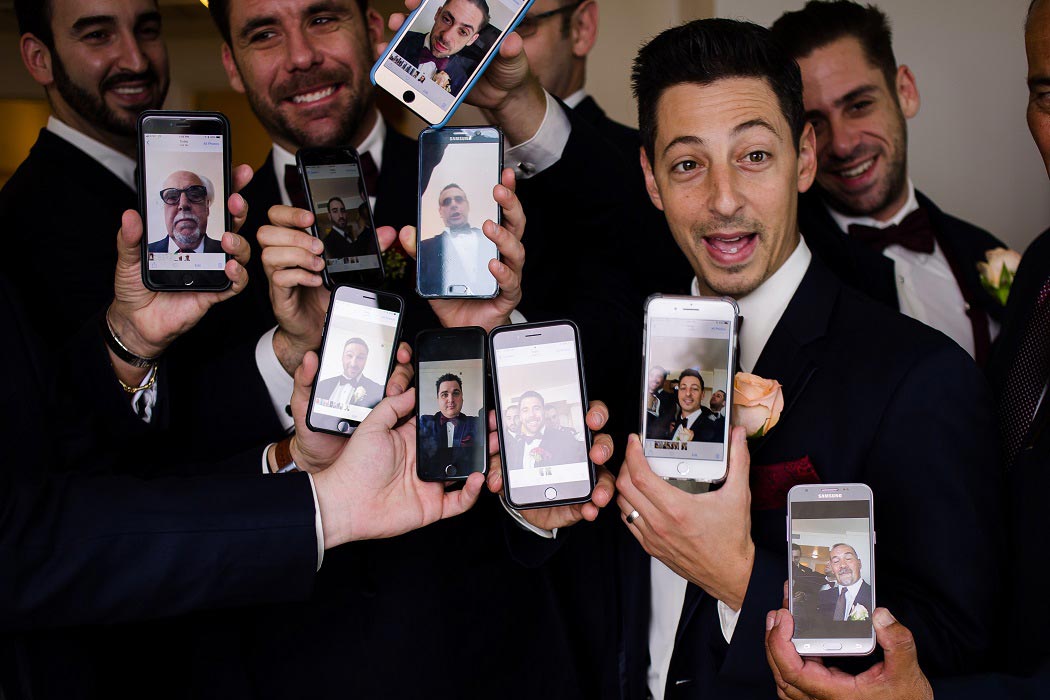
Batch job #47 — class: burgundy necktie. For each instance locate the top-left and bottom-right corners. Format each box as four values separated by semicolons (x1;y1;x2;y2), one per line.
283;164;310;209
357;151;379;199
848;208;935;254
1000;277;1050;466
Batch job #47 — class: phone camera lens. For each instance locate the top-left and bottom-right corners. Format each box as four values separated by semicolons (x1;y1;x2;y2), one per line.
403;91;415;103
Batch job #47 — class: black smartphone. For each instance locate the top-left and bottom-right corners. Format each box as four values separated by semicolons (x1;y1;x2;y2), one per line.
490;321;595;509
138;110;232;291
296;146;385;289
306;285;404;436
416;126;502;299
415;327;488;481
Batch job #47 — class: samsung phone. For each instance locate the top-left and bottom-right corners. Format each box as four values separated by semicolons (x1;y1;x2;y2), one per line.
415;327;488;481
296;146;384;289
416;126;502;298
138;111;231;291
306;285;404;436
370;0;535;127
641;295;738;486
490;321;594;509
788;483;877;656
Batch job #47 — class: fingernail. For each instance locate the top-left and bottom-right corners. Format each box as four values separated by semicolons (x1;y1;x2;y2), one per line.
873;608;895;628
766;612;776;630
774;609;784;626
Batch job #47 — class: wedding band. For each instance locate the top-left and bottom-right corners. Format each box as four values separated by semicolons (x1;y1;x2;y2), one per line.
626;510;640;525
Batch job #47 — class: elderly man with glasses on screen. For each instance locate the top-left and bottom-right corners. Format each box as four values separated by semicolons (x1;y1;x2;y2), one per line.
149;170;224;254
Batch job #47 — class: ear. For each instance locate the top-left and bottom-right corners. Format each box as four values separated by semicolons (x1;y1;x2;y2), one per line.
796;122;817;194
571;1;599;58
20;33;55;87
221;43;245;94
365;7;385;49
895;64;920;119
640;146;664;211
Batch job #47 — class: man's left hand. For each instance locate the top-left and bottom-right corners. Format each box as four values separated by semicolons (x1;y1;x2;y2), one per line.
616;426;755;611
764;607;934;700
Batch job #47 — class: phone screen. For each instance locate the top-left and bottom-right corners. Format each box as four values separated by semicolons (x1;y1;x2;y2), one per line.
790;494;875;651
642;311;733;463
140;113;230;289
416;328;487;480
491;323;593;507
417;127;501;298
308;287;403;434
376;0;532;121
301;154;383;286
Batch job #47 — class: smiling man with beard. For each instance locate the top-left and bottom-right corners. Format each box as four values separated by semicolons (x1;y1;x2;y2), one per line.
770;1;1007;366
2;0;169;347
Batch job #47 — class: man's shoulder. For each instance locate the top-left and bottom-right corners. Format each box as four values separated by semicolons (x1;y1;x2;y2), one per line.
147;238;167;252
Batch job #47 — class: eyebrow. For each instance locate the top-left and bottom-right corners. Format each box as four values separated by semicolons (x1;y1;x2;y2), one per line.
661;118;780;156
71;15;116;33
238;1;345;41
443;9;476;33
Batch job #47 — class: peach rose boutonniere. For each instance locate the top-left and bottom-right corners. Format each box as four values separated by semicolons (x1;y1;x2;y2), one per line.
731;373;784;439
977;247;1022;306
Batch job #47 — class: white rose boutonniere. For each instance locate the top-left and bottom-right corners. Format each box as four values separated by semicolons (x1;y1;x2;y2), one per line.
977;247;1022;306
848;604;870;622
349;385;368;405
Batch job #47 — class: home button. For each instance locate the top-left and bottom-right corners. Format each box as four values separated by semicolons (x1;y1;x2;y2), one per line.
336;420;351;433
403;90;415;103
182;274;194;286
822;642;842;651
445;465;457;477
544;487;557;500
676;462;690;475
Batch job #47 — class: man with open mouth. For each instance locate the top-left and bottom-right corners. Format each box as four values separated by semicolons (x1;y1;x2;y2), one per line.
397;0;489;96
772;0;1007;366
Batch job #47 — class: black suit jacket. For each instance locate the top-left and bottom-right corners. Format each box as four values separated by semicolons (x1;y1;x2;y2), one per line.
507;427;585;470
536;258;1002;700
798;188;1007;327
146;235;225;253
815;581;874;621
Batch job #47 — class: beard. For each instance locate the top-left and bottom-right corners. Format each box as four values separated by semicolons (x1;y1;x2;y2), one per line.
171;213;205;250
51;52;165;137
818;114;909;218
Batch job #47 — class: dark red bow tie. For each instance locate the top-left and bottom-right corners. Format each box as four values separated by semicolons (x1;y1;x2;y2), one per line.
439;414;459;426
418;45;450;72
847;207;935;254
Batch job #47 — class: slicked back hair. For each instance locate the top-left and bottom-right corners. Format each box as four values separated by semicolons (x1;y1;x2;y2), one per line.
632;18;805;162
207;0;369;46
770;1;898;96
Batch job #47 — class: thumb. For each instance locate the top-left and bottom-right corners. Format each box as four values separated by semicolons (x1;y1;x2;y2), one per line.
359;387;416;432
873;608;921;672
118;209;144;261
292;351;320;418
724;425;752;492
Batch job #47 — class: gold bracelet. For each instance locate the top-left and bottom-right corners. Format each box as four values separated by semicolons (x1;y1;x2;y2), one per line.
116;365;158;395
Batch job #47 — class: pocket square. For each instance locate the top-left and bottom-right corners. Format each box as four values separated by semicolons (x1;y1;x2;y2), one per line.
750;455;820;510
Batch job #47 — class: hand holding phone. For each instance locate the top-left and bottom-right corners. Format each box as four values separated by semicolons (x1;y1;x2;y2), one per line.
616;426;755;612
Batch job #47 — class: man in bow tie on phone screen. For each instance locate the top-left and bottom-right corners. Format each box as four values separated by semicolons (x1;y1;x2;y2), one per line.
770;0;1007;365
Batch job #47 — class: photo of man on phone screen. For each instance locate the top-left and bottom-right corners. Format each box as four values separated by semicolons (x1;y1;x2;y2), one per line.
398;0;490;96
149;170;223;254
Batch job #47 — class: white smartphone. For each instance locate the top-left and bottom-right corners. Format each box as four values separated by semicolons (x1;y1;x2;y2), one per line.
370;0;535;127
787;483;877;657
640;295;738;486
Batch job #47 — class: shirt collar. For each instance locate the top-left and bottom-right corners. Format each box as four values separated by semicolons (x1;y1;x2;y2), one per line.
271;112;385;206
680;408;701;422
691;238;812;373
47;116;136;190
562;90;587;109
167;237;205;254
827;179;919;232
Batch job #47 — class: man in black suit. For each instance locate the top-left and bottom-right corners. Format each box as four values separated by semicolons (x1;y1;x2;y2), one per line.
321;198;374;259
313;337;385;411
815;544;873;622
770;1;1007;365
418;183;498;296
507;391;585;471
663;369;720;443
147;171;225;254
645;365;677;439
396;0;488;97
513;19;1001;699
418;373;484;476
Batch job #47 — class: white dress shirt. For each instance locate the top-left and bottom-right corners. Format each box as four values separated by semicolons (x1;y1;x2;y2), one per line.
47;116;136;189
562;89;587;109
825;180;996;359
647;240;813;700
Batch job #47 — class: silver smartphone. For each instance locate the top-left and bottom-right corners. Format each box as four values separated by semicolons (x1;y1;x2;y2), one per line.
787;483;877;657
370;0;535;126
490;321;594;509
640;295;738;486
416;126;502;298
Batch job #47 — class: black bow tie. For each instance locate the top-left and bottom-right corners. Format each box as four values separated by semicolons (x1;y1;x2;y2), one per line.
847;207;935;254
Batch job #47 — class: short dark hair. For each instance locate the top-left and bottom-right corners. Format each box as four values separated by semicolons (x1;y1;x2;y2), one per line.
343;337;369;352
792;543;802;554
15;0;55;48
770;1;897;94
435;373;462;394
328;197;346;210
632;18;805;162
439;183;466;197
445;0;490;32
208;0;369;46
519;390;545;407
678;368;705;391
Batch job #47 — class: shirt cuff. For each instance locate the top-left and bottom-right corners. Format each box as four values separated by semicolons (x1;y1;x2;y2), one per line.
717;599;742;643
256;327;296;432
131;365;158;423
509;310;527;325
307;473;324;571
505;91;570;180
500;494;557;539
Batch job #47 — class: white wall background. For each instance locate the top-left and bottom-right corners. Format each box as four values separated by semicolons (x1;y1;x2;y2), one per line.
715;0;1050;252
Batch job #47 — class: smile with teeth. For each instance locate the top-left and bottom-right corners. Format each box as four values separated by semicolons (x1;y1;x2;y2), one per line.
292;86;336;104
838;157;875;178
112;85;147;95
